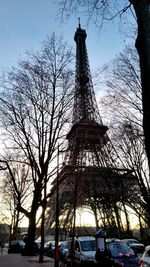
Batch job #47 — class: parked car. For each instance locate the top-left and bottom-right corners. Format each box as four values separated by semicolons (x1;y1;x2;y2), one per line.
59;241;71;260
139;245;150;267
44;241;51;251
121;239;145;254
71;236;96;266
106;240;141;267
44;241;55;258
35;240;41;249
63;237;141;267
106;238;120;243
49;240;55;251
21;241;40;256
8;240;25;254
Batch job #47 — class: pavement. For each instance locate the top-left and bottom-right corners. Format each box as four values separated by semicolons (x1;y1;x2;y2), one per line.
0;248;55;267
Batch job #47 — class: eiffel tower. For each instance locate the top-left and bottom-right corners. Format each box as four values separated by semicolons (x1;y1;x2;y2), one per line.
45;23;138;230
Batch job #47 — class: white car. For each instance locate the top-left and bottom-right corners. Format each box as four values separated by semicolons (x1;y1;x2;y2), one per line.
73;236;96;266
140;245;150;267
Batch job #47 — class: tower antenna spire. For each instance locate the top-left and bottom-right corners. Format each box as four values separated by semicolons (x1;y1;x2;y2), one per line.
78;17;81;28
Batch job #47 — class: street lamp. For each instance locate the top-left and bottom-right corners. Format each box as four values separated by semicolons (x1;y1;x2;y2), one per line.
54;144;59;267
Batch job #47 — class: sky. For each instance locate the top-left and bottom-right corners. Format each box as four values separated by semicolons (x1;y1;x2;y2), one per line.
0;0;133;72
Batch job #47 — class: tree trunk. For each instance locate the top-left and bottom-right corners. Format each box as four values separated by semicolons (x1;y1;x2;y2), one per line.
94;209;99;230
12;209;20;239
90;201;99;229
123;203;131;236
131;1;150;170
38;202;46;263
23;208;37;256
139;215;144;240
114;204;122;238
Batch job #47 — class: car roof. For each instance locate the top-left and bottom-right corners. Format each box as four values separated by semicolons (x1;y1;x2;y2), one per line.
121;241;138;242
75;236;95;241
11;240;25;244
106;238;120;243
11;239;24;242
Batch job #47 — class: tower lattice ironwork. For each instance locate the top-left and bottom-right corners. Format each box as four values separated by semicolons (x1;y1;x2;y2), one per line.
45;23;138;230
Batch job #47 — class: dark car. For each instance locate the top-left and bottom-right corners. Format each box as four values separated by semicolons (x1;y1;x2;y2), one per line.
44;241;55;258
121;239;145;254
106;241;141;267
21;241;40;256
8;240;25;254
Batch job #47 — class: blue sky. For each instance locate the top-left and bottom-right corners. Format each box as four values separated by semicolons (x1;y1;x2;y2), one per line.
0;0;132;71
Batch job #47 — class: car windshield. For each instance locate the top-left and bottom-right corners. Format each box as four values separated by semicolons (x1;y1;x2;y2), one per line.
80;240;96;251
123;239;139;244
12;240;25;245
108;242;135;258
127;240;138;244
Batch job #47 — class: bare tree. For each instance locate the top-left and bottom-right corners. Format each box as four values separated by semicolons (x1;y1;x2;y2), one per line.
100;46;142;129
56;0;150;173
100;45;150;228
0;33;74;256
0;158;32;240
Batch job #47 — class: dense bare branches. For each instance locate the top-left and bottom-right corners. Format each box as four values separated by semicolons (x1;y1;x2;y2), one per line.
0;33;74;254
100;46;142;128
57;0;132;28
100;45;150;226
